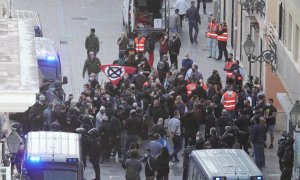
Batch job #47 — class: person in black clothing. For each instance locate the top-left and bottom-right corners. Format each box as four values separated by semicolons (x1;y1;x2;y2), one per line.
216;109;231;136
152;118;167;138
141;149;157;180
190;80;207;100
124;109;142;153
156;147;170;180
205;106;215;140
207;69;221;86
263;98;277;149
87;128;102;180
196;0;206;14
185;1;201;44
209;127;221;149
221;126;235;148
157;54;170;83
216;21;228;61
98;116;112;162
281;136;294;180
234;109;250;154
182;111;198;148
169;33;181;69
110;111;123;159
85;28;100;56
277;131;288;173
29;95;46;131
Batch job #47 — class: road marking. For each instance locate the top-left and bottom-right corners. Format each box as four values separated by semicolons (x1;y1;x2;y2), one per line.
269;174;281;177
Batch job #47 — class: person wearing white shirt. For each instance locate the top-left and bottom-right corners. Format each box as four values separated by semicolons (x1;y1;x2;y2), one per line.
185;64;203;81
168;110;182;162
174;0;189;30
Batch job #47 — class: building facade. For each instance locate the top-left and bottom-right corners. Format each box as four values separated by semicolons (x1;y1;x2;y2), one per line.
215;0;300;178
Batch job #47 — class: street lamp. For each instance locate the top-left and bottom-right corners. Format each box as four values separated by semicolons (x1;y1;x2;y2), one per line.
243;34;255;76
290;100;300;133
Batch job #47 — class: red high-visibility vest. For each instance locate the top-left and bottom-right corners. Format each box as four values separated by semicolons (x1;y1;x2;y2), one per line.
207;22;218;39
225;61;234;78
223;91;237;110
186;83;197;97
217;26;228;42
134;37;145;53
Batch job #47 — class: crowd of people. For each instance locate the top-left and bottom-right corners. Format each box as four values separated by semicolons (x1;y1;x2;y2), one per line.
9;2;294;180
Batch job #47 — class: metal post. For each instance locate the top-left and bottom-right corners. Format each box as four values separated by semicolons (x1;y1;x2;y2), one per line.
259;60;262;85
248;55;252;76
9;0;12;18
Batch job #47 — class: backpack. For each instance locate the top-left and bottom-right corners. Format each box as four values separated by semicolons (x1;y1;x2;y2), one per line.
125;160;139;179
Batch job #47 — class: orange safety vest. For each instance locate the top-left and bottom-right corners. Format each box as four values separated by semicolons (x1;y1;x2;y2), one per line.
217;26;228;42
186;83;197;97
207;22;218;39
225;61;234;78
134;37;145;53
223;91;237;110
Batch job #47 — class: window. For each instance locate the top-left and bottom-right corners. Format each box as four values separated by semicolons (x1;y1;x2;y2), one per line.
279;3;283;40
287;14;293;50
294;24;299;62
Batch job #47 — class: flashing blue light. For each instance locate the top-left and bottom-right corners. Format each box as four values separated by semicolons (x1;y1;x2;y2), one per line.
66;158;79;163
46;55;56;61
215;178;220;180
29;156;41;162
257;177;262;180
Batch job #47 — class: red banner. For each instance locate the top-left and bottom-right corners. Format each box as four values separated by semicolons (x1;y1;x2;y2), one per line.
99;65;136;85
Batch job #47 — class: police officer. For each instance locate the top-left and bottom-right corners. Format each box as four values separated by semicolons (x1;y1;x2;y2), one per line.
88;128;102;180
281;136;294;180
80;115;94;168
277;131;287;172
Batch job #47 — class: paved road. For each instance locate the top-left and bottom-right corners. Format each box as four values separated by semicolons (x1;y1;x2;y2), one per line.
12;0;281;179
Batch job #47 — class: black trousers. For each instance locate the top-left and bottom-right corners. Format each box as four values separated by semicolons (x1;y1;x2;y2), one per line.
170;53;178;69
218;41;228;60
197;0;206;12
111;136;122;158
179;14;185;28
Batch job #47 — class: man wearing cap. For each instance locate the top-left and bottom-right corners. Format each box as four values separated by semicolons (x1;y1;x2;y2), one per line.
85;28;100;57
181;53;193;75
185;1;201;44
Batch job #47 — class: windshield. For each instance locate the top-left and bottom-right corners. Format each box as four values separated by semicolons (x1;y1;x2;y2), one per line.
28;169;77;180
39;66;58;81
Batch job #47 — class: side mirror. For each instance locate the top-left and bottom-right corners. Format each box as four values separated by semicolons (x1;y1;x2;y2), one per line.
62;76;68;84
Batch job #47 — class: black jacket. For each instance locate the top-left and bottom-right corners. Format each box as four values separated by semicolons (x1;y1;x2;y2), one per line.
186;6;201;23
155;154;170;176
110;115;123;136
169;37;181;55
126;115;142;135
85;33;99;53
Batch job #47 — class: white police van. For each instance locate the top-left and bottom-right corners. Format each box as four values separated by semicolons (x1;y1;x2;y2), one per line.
21;131;83;180
188;149;263;180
